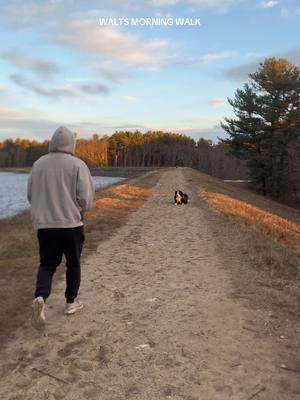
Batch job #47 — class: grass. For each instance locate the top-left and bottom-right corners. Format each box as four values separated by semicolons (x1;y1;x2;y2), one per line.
200;190;300;251
184;168;300;316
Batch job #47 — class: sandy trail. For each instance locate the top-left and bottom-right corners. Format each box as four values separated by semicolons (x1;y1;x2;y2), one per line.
0;168;298;399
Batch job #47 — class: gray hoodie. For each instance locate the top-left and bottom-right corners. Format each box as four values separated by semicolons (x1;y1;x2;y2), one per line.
27;126;95;230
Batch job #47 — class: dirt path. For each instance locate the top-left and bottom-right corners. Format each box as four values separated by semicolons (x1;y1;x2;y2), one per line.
0;168;298;399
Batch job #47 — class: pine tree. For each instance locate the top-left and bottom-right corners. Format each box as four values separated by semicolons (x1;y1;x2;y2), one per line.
222;58;300;197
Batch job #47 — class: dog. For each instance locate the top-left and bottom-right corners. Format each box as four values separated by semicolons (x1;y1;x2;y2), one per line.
174;190;188;205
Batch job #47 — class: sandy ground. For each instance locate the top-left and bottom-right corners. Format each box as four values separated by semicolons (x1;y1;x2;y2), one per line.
0;168;299;400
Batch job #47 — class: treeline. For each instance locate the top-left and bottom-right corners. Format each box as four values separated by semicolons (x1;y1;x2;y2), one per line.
0;131;247;180
0;139;48;168
194;139;248;180
108;131;195;168
108;131;247;179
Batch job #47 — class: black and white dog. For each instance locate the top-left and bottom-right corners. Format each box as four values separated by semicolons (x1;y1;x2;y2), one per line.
174;190;188;205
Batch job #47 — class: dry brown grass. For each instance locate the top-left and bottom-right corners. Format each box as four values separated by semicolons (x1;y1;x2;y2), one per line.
0;170;163;349
188;168;300;224
182;167;300;316
91;185;150;212
200;190;300;251
186;166;300;274
109;184;149;199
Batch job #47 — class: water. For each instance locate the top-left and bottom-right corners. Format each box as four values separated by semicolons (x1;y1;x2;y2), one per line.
0;172;125;218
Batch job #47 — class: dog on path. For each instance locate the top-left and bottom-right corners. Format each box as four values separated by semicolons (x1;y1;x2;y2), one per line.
174;190;188;205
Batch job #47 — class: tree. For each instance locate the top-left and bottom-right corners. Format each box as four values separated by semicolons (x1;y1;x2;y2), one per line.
221;57;300;197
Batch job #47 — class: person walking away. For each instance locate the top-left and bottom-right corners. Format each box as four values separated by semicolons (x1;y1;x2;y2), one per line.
27;126;95;328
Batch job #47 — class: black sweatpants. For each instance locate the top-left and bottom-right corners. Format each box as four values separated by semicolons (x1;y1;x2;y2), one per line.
35;226;85;303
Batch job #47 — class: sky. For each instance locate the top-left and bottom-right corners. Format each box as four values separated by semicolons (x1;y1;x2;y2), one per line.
0;0;299;142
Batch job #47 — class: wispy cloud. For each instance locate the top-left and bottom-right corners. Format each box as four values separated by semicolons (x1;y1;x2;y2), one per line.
168;50;235;66
57;17;170;68
95;62;131;82
0;106;46;120
200;50;235;63
2;51;59;76
121;95;138;102
280;7;289;17
1;0;60;22
187;0;241;13
224;48;300;81
150;0;243;12
10;74;75;99
151;0;179;5
209;97;227;106
224;61;258;80
0;106;21;118
0;118;147;141
10;73;111;98
79;83;110;95
258;1;279;9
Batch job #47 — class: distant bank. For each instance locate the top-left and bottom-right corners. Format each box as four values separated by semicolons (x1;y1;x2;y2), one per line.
0;166;161;178
90;167;161;178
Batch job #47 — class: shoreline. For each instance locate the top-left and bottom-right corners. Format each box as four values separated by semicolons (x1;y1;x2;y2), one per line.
0;175;127;220
0;166;161;177
0;167;31;173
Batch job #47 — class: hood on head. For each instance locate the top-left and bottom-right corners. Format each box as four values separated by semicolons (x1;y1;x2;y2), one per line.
48;126;76;155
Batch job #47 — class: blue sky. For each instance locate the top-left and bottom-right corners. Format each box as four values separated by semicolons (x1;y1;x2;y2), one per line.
0;0;299;142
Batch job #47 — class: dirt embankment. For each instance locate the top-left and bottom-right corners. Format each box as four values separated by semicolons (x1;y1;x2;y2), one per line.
0;167;299;400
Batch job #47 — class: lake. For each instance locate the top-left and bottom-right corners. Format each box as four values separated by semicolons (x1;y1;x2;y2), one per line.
0;172;125;218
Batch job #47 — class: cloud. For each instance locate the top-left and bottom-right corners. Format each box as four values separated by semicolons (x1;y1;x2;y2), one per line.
121;95;138;102
57;17;170;67
0;106;46;120
151;0;179;5
168;50;235;67
258;1;279;8
200;51;235;64
209;97;227;106
187;0;241;13
0;114;224;142
224;48;300;81
79;83;110;95
224;61;258;80
0;106;21;118
151;0;243;12
2;51;59;76
170;126;226;142
95;62;131;82
0;119;149;141
10;74;75;99
1;0;60;22
10;73;111;98
280;7;289;17
0;118;60;141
